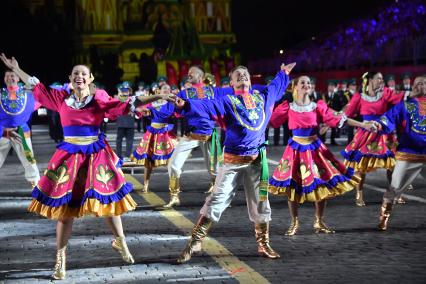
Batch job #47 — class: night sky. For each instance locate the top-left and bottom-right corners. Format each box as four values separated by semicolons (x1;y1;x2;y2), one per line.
0;0;391;77
231;0;389;61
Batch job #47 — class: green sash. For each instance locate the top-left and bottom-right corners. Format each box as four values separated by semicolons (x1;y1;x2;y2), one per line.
17;127;36;164
210;128;223;172
259;145;269;201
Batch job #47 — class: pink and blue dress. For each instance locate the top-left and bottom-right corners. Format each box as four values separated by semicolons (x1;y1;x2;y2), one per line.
28;83;137;219
268;100;360;203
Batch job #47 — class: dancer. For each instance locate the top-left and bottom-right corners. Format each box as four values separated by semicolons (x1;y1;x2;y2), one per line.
268;76;376;235
342;71;408;206
0;69;40;187
131;84;177;192
376;75;426;230
163;65;224;208
0;53;171;279
174;63;295;263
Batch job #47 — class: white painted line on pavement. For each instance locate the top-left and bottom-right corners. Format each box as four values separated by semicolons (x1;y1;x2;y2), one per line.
363;184;426;204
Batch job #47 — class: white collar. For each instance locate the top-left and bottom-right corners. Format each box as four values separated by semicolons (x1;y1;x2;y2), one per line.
65;92;94;109
361;91;383;102
289;101;317;112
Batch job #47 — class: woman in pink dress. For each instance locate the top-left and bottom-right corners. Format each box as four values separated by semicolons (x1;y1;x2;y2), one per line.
0;53;172;280
268;76;377;236
342;71;407;206
131;84;177;192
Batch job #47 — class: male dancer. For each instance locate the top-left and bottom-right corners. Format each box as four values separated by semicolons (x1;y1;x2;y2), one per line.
0;69;40;186
377;75;426;230
174;62;295;263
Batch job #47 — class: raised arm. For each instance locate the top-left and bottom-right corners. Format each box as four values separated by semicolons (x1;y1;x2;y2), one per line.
0;53;33;85
264;62;296;102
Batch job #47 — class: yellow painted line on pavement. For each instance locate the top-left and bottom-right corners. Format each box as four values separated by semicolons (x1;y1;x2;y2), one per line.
124;174;270;284
124;174;143;191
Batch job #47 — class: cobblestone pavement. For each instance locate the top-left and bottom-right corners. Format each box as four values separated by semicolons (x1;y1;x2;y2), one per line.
1;125;425;283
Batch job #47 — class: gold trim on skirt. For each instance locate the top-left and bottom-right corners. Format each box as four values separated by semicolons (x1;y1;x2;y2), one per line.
28;194;137;220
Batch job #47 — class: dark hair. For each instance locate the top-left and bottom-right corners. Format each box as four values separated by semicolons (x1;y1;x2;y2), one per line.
228;65;249;78
361;71;381;93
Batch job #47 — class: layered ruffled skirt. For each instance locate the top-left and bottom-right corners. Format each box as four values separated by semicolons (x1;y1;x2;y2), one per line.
342;128;397;173
131;124;176;167
29;129;137;220
268;135;359;203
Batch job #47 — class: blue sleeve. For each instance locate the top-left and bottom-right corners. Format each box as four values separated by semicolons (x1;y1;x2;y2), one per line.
379;101;404;133
150;102;175;121
251;84;266;92
184;98;226;132
263;71;290;103
0;125;3;137
177;89;187;100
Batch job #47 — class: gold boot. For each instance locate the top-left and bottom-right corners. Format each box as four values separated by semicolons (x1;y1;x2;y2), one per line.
255;223;280;258
313;217;335;234
378;202;393;231
355;190;366;207
285;217;299;236
112;236;135;264
52;246;66;280
177;215;213;263
163;177;181;208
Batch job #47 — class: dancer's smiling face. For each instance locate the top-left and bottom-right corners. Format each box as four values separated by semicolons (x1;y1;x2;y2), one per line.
295;76;312;96
4;70;20;87
369;73;384;93
187;67;204;84
160;84;171;94
69;65;93;91
413;77;426;96
230;67;251;90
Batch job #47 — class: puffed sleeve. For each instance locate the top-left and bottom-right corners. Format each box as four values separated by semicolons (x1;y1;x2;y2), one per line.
344;92;361;118
317;100;346;128
95;89;131;120
269;100;289;128
383;87;405;106
33;83;68;112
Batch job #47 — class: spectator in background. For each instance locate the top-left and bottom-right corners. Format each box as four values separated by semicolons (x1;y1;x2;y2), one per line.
385;74;396;90
401;72;412;91
115;81;136;162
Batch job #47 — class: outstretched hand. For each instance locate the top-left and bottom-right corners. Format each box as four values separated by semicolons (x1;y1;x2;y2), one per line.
162;93;177;102
174;97;186;108
281;62;296;75
363;121;380;132
0;53;19;70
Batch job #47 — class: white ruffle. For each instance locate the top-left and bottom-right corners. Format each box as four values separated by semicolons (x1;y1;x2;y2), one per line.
27;76;40;88
338;114;347;128
289;101;317;112
361;91;383;102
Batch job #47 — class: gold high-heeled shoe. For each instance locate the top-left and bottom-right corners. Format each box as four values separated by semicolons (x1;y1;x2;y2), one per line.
285;217;299;236
112;236;135;264
355;190;366;207
313;217;335;234
141;183;149;193
52;246;66;280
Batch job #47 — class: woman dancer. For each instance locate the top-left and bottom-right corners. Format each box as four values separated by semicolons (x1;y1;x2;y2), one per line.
268;76;377;235
342;71;408;206
0;53;172;279
131;84;177;192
